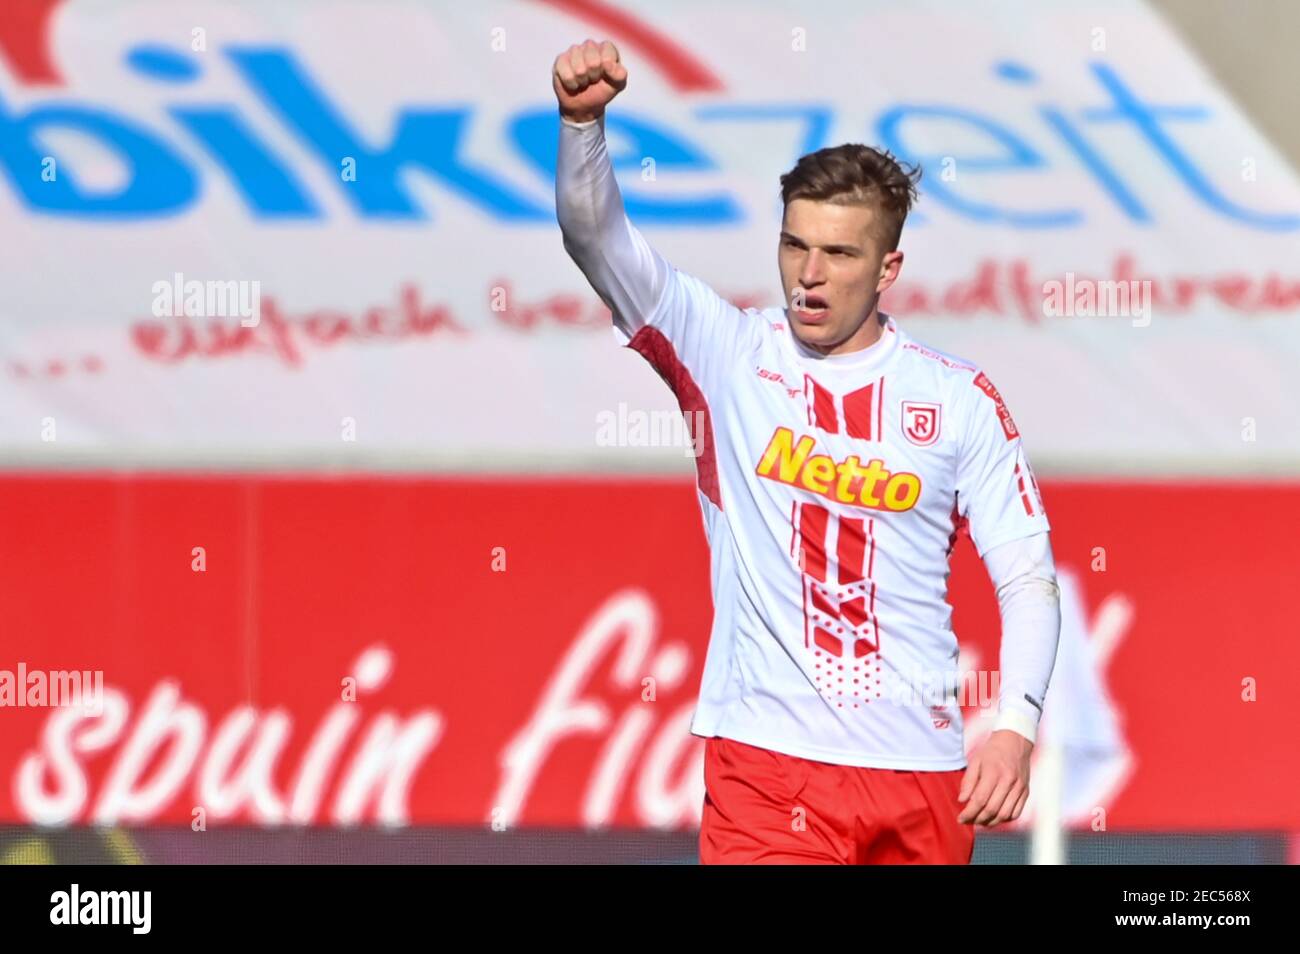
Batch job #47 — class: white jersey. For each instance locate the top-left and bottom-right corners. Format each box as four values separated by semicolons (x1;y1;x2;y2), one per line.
556;115;1055;770
618;289;1049;769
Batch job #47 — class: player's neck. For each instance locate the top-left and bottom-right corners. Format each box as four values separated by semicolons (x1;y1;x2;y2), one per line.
802;308;885;357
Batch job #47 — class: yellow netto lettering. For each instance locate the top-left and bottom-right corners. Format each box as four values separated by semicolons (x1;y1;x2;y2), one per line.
755;427;815;482
754;429;922;512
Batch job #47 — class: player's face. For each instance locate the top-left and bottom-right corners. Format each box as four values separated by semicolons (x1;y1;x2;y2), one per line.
778;198;904;354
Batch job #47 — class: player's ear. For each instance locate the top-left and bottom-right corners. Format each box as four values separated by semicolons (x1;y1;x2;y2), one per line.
877;250;904;293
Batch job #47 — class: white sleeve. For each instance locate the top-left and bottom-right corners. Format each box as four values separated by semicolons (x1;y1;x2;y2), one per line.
554;114;751;391
982;531;1062;745
555;114;671;338
954;370;1051;558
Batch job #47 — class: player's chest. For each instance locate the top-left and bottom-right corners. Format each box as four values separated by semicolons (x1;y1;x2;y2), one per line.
724;352;956;513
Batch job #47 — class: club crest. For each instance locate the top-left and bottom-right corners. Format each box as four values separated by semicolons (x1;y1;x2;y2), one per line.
902;401;941;446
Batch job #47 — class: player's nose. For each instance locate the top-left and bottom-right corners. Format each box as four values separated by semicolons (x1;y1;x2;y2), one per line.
799;249;827;286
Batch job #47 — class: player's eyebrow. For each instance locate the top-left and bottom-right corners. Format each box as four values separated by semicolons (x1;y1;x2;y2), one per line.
779;231;861;254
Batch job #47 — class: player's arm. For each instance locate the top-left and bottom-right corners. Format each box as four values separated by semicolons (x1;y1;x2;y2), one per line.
957;532;1061;828
553;40;665;337
983;531;1061;746
553;40;743;375
953;371;1061;827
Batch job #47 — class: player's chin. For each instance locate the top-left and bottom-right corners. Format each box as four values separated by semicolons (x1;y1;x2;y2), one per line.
790;316;839;347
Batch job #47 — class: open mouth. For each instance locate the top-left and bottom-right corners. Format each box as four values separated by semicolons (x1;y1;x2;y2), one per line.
792;292;830;321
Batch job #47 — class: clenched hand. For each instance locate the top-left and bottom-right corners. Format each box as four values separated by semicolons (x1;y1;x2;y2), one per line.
553;39;628;124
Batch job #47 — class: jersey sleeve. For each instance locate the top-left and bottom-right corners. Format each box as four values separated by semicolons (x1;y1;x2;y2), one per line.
555;114;751;392
982;531;1061;744
954;370;1051;558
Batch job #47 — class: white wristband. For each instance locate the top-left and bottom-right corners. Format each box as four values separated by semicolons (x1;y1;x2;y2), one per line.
992;708;1039;745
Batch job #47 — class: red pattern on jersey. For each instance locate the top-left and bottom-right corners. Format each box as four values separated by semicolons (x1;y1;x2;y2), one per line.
788;373;889;691
805;375;883;443
806;375;837;432
843;383;875;439
796;504;881;664
946;495;970;557
627;326;721;508
1014;461;1035;516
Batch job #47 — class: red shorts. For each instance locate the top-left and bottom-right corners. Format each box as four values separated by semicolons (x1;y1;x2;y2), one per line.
700;736;975;865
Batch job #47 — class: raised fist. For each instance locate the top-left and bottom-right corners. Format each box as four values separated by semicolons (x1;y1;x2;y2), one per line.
552;39;627;124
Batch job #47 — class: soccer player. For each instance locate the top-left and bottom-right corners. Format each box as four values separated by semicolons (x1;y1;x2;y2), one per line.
553;40;1062;864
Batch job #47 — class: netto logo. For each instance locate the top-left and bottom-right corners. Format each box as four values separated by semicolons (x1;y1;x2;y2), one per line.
756;427;922;512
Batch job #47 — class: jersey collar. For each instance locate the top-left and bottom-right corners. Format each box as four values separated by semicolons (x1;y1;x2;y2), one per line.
786;311;901;374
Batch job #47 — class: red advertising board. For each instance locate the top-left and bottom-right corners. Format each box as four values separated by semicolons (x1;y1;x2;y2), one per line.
1;474;1296;830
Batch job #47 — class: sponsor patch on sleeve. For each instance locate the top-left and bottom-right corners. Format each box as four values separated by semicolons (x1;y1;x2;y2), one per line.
972;371;1019;441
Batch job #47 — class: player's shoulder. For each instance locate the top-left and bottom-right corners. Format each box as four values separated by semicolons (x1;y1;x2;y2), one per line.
660;267;769;347
733;303;781;344
890;320;1011;432
891;320;984;388
718;304;792;350
893;321;1026;447
751;304;789;330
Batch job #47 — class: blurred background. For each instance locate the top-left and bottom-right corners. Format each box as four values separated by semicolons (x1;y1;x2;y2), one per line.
1;0;1297;864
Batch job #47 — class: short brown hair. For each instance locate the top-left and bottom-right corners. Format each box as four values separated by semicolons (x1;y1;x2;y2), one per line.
779;145;921;251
